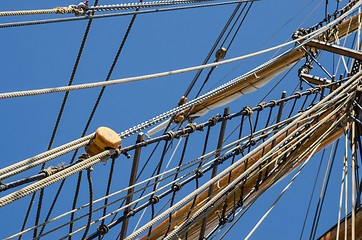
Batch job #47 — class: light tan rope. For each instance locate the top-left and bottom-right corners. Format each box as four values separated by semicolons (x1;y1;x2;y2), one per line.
0;6;84;17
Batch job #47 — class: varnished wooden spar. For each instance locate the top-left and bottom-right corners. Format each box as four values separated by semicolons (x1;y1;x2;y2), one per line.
142;105;348;239
176;11;362;120
317;208;362;240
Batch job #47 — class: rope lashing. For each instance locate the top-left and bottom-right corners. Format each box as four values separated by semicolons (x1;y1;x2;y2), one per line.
256;102;267;111
294;91;303;98
0;5;87;17
242;106;254;116
269;100;278;107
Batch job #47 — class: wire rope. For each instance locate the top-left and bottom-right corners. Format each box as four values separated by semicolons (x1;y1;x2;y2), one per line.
0;1;250;29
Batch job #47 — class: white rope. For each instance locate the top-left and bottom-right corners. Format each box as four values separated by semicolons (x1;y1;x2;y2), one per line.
0;150;112;207
336;133;349;240
0;134;93;180
244;141;322;240
0;38;301;99
165;103;349;240
127;72;361;240
1;9;358;101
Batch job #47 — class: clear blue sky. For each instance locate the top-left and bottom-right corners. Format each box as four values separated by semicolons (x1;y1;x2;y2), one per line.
0;0;356;239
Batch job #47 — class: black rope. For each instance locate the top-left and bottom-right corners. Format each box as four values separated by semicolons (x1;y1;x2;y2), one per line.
81;170;94;240
194;2;252;99
186;126;211;239
69;171;84;239
225;1;253;50
164;136;190;237
147;140;170;237
299;148;326;240
309;139;340;240
18;192;36;240
101;158;116;227
30;2;99;236
183;2;243;98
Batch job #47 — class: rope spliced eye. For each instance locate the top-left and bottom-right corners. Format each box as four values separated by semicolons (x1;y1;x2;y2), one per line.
85;127;122;161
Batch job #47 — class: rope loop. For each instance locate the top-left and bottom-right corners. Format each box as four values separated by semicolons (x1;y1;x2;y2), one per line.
242;106;253;116
269;100;278;107
165;130;176;140
195;169;204;178
186;122;197;133
256;101;267;111
172;182;182;192
149;195;160;204
306;88;314;94
208;116;219;126
39;167;54;177
314;86;321;93
234;147;244;156
294;91;302;98
97;224;109;235
111;148;121;159
126;210;136;217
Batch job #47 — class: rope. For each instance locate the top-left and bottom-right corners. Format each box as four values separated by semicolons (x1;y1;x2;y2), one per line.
0;141;87;181
0;36;305;100
0;6;84;17
0;1;248;28
6;87;350;239
0;150;113;208
90;0;233;12
171;109;346;239
126;73;360;239
298;147;327;240
183;2;244;98
244;141;322;240
81;170;93;240
0;0;251;17
0;80;342;192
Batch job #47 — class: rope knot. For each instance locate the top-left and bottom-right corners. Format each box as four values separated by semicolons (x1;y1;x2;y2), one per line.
186;122;197;133
268;100;278;107
97;224;109;235
256;102;267;111
165;130;176;140
208;116;219;126
306;88;314;94
294;92;302;98
234;147;244;156
242;106;253;116
195;169;204;178
314;86;321;93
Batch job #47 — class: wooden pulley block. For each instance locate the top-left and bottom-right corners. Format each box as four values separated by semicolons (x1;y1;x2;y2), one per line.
215;47;227;61
85;127;122;160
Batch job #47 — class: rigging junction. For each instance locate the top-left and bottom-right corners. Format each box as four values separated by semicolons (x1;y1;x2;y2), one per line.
0;0;362;239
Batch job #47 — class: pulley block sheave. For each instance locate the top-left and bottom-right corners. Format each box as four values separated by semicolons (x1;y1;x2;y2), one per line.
85;127;122;160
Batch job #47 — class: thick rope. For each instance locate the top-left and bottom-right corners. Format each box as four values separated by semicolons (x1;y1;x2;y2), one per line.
0;134;93;180
0;6;84;17
125;73;360;239
0;150;113;208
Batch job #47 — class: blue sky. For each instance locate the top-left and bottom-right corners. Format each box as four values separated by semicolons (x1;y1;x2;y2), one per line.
0;0;357;239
